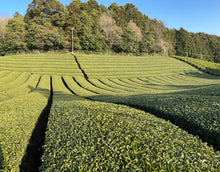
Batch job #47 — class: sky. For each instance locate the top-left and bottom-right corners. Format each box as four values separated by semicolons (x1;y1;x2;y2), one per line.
0;0;219;36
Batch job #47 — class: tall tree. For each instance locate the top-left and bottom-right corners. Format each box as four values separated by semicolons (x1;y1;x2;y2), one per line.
26;22;65;51
127;20;143;42
175;28;191;56
65;0;84;51
99;14;123;52
0;16;9;55
5;13;26;53
125;4;146;27
25;0;65;27
109;3;127;29
66;0;104;52
87;0;99;12
24;0;66;51
120;20;143;54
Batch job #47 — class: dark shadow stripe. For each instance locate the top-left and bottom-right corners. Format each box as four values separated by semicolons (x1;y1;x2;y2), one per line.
72;77;99;94
0;145;4;170
105;79;130;91
35;76;41;89
73;55;89;80
72;55;112;93
97;79;118;93
61;77;77;95
20;76;53;172
86;78;110;91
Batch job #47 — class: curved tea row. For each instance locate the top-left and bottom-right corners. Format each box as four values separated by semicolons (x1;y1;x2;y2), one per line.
0;54;219;171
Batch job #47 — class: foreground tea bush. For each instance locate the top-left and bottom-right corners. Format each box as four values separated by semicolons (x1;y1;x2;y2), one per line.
41;100;220;171
173;55;220;76
94;93;220;150
0;76;50;171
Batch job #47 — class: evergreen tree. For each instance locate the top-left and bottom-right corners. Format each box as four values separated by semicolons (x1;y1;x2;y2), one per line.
24;0;66;51
109;3;127;29
66;0;104;52
125;3;146;32
26;22;65;51
0;0;219;60
175;28;191;56
65;0;83;51
5;13;26;53
87;0;99;12
25;0;65;27
121;20;143;54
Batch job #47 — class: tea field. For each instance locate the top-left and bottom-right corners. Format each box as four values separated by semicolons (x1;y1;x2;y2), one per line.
172;55;220;76
0;54;219;171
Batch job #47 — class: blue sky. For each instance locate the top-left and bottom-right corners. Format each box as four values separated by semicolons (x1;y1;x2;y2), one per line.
0;0;219;36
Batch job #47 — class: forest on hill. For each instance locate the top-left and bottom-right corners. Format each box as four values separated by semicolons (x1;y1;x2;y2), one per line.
0;0;219;62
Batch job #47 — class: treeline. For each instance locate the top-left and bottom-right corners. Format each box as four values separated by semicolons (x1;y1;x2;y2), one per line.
0;0;219;62
170;28;220;62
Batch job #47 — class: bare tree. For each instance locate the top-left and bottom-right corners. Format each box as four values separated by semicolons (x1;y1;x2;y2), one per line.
0;16;9;43
99;14;123;47
128;20;143;41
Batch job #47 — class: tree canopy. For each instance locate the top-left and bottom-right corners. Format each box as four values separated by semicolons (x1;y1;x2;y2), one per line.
0;0;219;62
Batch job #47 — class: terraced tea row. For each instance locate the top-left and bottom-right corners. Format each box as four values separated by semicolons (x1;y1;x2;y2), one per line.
76;54;199;78
39;75;220;171
0;72;24;86
0;54;219;171
57;75;218;98
1;73;219;100
0;73;41;102
172;55;220;76
1;54;219;98
42;97;220;171
0;76;51;171
0;54;82;76
0;54;219;105
54;75;220;151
